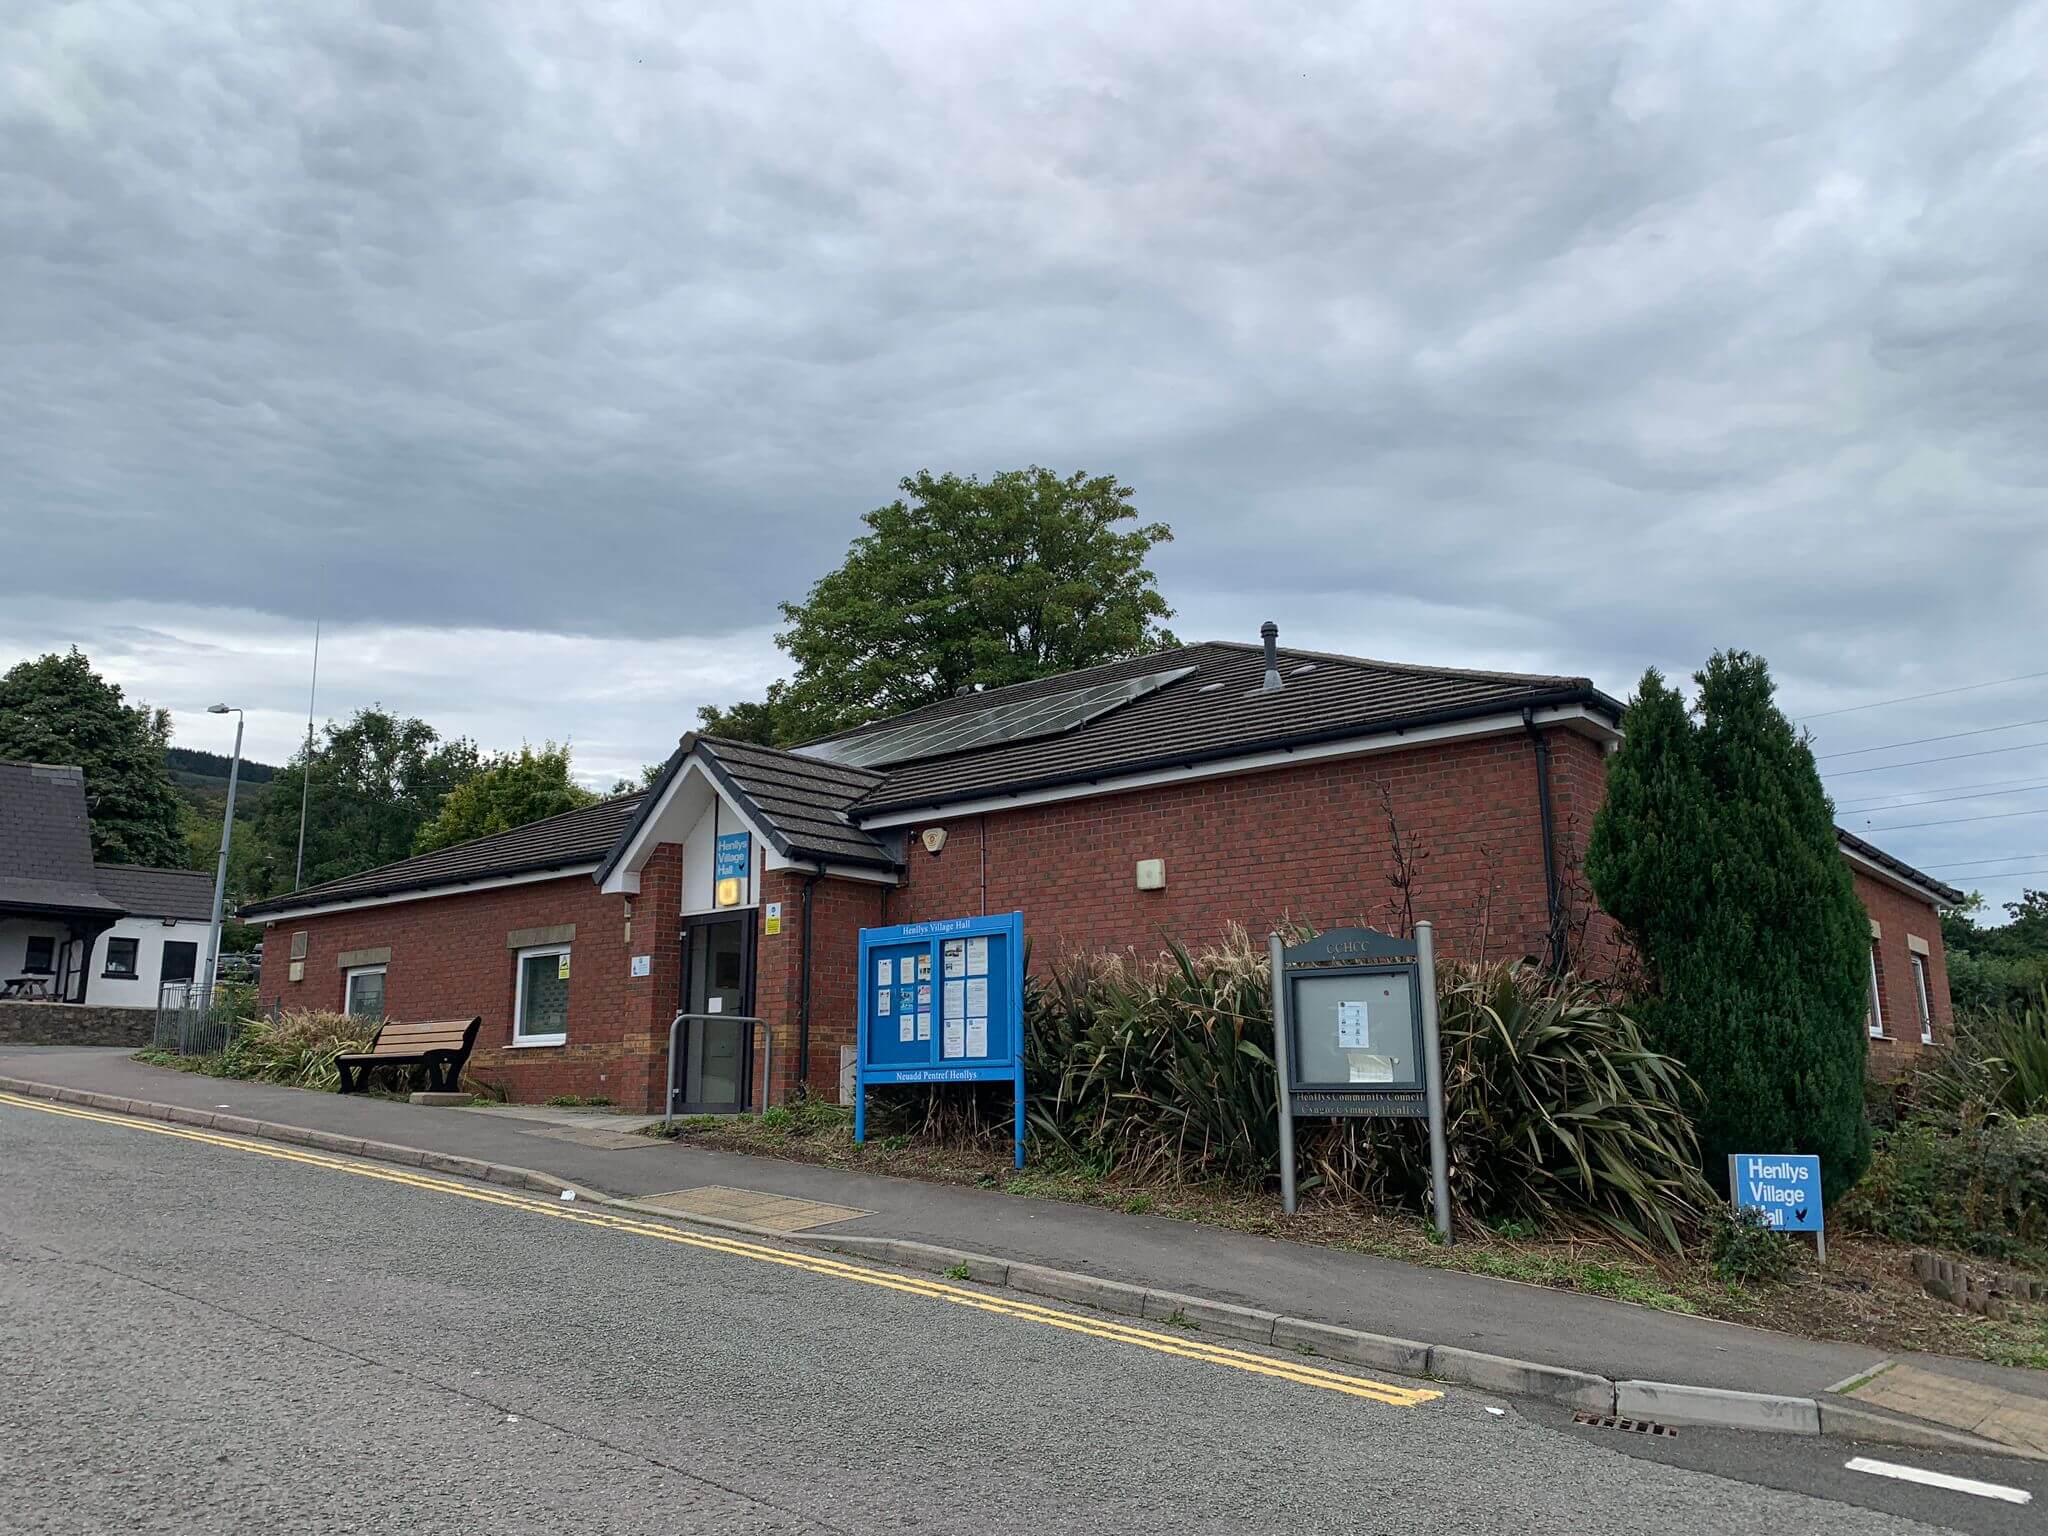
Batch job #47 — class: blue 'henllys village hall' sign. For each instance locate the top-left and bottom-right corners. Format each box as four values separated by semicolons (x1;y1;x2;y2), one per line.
1728;1152;1826;1261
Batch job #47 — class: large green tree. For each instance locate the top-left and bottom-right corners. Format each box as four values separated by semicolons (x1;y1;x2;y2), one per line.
1943;888;2048;1014
245;708;480;897
1587;652;1872;1199
700;467;1177;744
0;648;186;866
414;743;597;854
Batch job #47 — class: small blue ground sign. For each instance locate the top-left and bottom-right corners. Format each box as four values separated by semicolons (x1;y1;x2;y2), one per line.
1729;1152;1824;1255
855;912;1026;1168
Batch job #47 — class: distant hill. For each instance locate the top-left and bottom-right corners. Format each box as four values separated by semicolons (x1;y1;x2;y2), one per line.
167;746;278;790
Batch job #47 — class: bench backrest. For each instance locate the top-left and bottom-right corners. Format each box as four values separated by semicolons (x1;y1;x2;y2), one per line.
364;1016;481;1057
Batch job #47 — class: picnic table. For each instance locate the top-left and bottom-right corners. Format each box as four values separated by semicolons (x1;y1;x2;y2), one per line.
2;977;54;1001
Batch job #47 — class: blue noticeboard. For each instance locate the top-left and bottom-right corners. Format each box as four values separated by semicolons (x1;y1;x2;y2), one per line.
1729;1153;1824;1233
855;912;1026;1168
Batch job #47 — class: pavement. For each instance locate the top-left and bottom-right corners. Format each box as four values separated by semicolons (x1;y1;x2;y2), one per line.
3;1046;2044;1452
10;1093;2048;1534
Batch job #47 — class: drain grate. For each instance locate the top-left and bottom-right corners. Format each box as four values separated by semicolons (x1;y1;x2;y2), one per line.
1573;1412;1679;1438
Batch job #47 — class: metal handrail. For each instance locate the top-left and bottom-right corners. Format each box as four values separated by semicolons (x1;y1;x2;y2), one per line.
664;1010;773;1127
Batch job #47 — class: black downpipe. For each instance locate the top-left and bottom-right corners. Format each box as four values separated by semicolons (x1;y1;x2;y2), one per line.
1522;708;1565;971
795;866;823;1093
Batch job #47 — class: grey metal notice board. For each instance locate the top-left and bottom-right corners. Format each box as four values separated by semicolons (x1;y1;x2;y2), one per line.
1268;922;1452;1239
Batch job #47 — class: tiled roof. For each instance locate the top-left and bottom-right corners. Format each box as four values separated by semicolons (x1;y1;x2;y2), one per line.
93;864;215;921
0;761;121;914
241;640;1619;917
1838;828;1966;906
238;794;645;918
830;642;1618;815
695;738;894;866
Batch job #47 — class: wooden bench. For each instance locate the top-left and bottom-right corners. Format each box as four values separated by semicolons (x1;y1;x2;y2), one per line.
336;1016;482;1095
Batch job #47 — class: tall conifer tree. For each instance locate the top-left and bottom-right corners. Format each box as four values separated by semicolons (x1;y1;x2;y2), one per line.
1589;652;1871;1197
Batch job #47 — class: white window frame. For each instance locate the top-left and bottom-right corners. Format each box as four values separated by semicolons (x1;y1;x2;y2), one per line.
1910;953;1933;1045
1866;947;1885;1039
344;964;387;1018
103;936;140;979
511;943;570;1048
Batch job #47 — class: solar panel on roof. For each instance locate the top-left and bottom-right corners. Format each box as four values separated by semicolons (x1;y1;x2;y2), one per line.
799;665;1197;770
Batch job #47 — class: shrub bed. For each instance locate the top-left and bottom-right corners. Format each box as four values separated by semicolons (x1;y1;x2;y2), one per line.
1841;1117;2048;1267
1842;987;2048;1268
141;1009;377;1093
1018;927;1714;1252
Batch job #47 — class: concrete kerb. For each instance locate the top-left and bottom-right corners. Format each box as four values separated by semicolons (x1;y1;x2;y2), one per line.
1616;1379;1819;1434
0;1071;2030;1461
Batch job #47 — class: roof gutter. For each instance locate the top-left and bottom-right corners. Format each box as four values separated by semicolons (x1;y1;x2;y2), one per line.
853;686;1619;822
1838;841;1967;909
238;860;602;922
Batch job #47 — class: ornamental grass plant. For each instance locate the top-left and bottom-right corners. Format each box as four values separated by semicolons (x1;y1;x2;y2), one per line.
1024;927;1715;1253
210;1008;379;1091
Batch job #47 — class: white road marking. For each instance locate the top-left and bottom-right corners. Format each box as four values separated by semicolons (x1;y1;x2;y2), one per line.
1844;1457;2032;1505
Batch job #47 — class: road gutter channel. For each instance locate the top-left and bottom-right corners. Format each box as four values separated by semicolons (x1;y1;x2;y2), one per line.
2;1072;2033;1461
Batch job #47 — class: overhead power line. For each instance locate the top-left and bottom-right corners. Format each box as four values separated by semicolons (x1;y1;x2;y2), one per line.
1837;773;2048;806
1816;717;2048;761
1927;853;2048;870
1835;781;2048;814
1797;669;2048;722
1860;806;2048;832
1947;869;2048;883
1823;740;2048;778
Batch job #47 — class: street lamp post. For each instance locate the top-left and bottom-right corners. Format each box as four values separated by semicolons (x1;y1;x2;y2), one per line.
203;703;246;1004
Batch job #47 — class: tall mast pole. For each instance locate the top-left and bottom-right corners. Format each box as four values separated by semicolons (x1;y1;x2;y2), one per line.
293;620;320;889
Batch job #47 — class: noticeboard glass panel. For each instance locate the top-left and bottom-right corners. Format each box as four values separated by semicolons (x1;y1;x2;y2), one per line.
864;942;933;1067
1289;968;1423;1092
934;930;1010;1065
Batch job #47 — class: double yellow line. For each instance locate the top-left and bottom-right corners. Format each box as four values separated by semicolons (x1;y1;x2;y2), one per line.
1;1090;1438;1408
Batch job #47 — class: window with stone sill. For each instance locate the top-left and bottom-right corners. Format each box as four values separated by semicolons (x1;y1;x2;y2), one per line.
513;944;570;1046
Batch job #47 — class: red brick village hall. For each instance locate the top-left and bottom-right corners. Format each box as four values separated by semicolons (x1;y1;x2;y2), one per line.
242;630;1964;1112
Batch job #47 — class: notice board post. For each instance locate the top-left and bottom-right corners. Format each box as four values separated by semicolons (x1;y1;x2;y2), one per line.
1270;920;1451;1241
854;912;1027;1169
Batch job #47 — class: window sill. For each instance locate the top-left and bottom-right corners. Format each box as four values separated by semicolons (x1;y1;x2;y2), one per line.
509;1034;567;1049
102;972;137;981
1868;1031;1888;1041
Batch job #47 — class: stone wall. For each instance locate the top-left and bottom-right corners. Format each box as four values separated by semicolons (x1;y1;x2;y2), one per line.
0;1001;156;1047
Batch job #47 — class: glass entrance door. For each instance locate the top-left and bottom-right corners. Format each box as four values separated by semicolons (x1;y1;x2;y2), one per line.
675;915;755;1114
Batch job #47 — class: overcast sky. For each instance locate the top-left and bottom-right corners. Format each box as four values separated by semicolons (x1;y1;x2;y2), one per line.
5;1;2045;904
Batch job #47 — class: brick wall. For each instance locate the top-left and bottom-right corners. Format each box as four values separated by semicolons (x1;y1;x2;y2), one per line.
765;724;1621;1099
1853;866;1954;1081
755;869;886;1102
256;846;685;1112
253;724;1959;1105
877;726;1616;972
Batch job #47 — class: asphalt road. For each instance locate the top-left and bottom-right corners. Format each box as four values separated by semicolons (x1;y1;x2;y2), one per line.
3;1097;2040;1535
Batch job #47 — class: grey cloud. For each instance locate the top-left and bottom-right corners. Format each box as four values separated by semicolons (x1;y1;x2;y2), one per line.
5;0;2047;891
